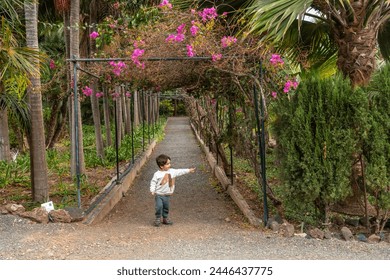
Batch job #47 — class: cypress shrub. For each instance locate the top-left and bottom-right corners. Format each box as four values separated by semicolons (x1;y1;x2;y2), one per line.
363;64;390;230
272;74;367;223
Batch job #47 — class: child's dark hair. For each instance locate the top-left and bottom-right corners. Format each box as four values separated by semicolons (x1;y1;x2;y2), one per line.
156;154;171;168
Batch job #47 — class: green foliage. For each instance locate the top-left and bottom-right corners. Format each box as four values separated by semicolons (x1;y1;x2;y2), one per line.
272;73;367;221
0;154;30;187
159;100;174;116
363;64;390;215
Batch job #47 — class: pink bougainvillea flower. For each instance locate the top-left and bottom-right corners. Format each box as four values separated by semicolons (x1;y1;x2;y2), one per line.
270;54;284;66
190;24;199;36
191;9;196;15
186;45;195;57
165;34;176;42
176;23;186;34
292;80;299;89
89;31;99;39
125;92;132;97
271;91;278;99
221;36;237;48
109;61;127;76
111;92;120;99
95;92;104;98
82;86;93;97
199;7;218;22
175;33;185;42
283;80;292;93
131;48;145;69
49;59;56;69
158;0;172;9
212;53;222;61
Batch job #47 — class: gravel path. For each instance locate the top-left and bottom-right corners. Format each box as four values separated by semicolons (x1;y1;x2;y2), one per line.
0;117;389;260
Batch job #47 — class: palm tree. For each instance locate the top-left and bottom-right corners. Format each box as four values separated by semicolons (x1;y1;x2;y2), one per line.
0;17;41;162
242;0;390;86
24;0;49;202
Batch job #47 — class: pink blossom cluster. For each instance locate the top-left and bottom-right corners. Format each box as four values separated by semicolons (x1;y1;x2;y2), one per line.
190;21;199;36
82;86;93;97
270;54;284;66
49;59;56;69
212;53;222;61
158;0;172;9
283;80;299;93
221;36;237;48
199;7;218;22
95;92;104;98
109;61;127;76
186;45;195;57
132;48;145;69
89;31;99;39
166;23;186;43
111;92;120;99
125;92;131;97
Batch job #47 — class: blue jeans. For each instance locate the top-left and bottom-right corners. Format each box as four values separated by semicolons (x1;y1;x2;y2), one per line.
155;195;170;219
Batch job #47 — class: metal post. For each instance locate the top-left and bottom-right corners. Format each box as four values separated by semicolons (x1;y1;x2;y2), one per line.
228;97;234;185
141;89;145;152
73;57;81;208
254;64;269;226
114;92;119;183
131;91;135;164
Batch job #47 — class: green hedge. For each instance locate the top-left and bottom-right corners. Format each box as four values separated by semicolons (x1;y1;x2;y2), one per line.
272;74;367;222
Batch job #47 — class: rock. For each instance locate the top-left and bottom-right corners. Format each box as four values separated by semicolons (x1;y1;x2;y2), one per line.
19;207;49;224
294;233;307;238
308;228;325;240
323;229;332;239
367;234;380;243
356;233;367;242
341;226;353;241
279;222;295;237
64;207;85;222
49;209;72;223
5;204;25;215
269;221;280;232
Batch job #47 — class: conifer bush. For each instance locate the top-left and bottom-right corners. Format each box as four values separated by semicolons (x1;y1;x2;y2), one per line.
363;64;390;230
272;74;367;223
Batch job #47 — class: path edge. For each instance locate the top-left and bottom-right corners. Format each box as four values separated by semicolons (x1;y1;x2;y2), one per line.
190;122;262;227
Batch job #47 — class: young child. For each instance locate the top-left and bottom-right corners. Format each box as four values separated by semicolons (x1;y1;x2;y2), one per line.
150;154;195;227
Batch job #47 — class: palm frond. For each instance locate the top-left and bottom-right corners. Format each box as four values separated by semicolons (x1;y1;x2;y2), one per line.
244;0;315;42
378;20;390;61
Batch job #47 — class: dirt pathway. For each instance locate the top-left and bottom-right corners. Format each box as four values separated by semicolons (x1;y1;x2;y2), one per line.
1;117;389;260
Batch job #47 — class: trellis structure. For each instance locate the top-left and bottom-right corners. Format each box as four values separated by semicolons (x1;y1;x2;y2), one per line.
68;55;269;225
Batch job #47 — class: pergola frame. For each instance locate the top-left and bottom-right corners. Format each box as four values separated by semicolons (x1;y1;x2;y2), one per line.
68;55;269;225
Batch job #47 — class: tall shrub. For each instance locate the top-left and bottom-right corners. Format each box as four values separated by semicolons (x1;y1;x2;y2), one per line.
272;74;367;223
363;64;390;231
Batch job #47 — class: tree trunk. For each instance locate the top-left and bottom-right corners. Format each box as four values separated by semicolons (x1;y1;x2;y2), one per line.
334;11;378;86
69;0;85;176
103;86;112;147
91;81;104;158
0;108;11;162
24;0;49;202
